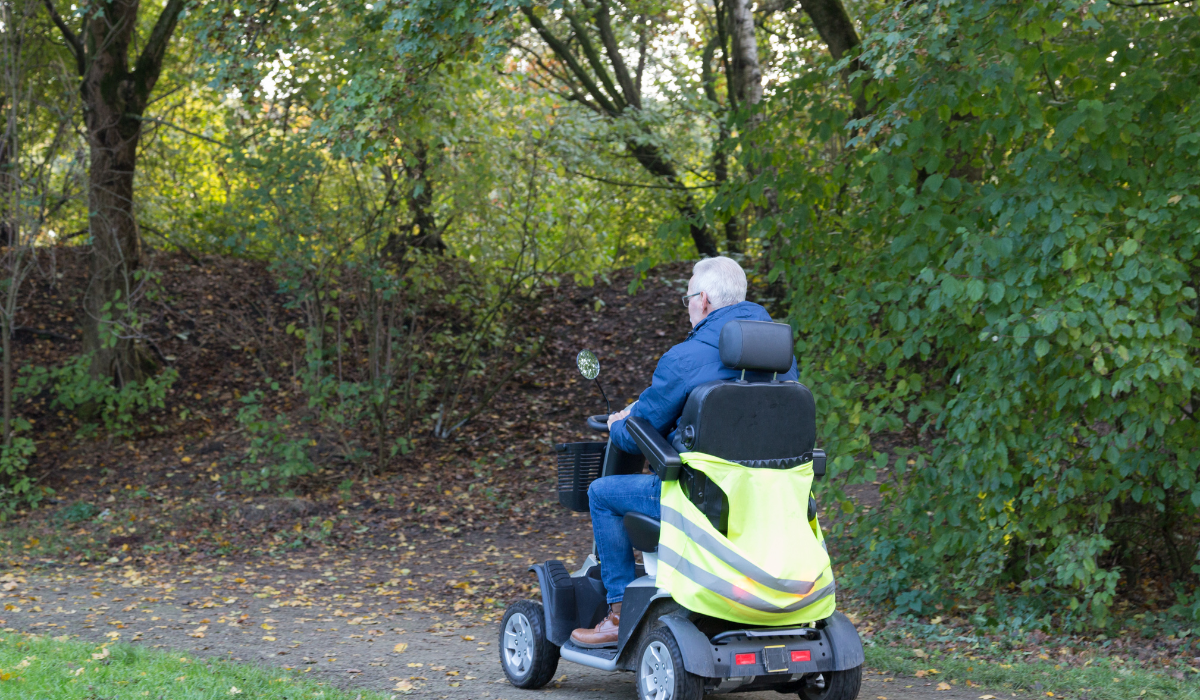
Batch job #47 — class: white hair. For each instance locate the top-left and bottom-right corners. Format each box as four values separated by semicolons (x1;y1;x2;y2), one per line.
691;256;747;309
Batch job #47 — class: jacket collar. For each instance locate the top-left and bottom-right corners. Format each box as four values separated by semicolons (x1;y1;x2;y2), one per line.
687;302;746;340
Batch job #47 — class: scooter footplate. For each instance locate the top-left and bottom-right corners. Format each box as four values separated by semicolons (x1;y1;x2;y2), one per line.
561;640;618;660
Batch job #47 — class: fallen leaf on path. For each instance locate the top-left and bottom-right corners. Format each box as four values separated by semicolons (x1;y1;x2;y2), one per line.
979;695;998;699
936;682;951;690
393;680;413;691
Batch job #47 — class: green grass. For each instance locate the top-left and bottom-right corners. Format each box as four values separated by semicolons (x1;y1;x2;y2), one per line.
0;632;392;699
865;645;1200;700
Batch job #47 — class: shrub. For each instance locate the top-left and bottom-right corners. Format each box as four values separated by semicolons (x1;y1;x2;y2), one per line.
37;355;177;440
766;0;1200;627
234;391;318;491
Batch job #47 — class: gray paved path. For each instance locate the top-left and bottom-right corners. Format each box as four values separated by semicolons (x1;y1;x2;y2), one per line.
0;568;1023;700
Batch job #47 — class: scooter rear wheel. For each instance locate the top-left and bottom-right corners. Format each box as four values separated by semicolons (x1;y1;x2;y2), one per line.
796;664;863;700
499;600;560;689
635;627;704;700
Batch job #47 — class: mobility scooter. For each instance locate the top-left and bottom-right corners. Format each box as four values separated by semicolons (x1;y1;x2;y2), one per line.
499;320;863;700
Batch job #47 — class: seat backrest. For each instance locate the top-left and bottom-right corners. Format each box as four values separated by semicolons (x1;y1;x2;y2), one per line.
674;320;815;468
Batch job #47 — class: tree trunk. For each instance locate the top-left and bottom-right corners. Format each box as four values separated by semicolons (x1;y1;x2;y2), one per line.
800;0;868;117
702;33;740;254
728;0;763;112
43;0;184;384
730;0;780;229
82;102;151;384
627;141;719;257
384;140;447;256
404;141;446;253
0;94;11;248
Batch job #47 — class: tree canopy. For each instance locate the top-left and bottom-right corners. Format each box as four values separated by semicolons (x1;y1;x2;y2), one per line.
2;0;1198;631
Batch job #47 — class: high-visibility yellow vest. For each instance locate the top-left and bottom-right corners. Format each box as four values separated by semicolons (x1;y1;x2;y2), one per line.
657;452;836;626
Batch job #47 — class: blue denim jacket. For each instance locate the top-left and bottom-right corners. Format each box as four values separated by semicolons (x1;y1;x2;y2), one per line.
608;301;799;454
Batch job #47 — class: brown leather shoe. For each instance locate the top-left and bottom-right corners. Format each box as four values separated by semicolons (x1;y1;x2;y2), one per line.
570;604;621;648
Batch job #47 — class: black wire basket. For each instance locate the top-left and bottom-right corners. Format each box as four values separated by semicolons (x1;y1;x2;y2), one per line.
555;442;607;512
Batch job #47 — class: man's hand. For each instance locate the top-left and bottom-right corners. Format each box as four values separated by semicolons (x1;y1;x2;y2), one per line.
607;407;632;428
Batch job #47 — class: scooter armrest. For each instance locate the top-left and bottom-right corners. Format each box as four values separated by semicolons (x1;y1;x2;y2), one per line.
802;448;827;480
626;417;681;481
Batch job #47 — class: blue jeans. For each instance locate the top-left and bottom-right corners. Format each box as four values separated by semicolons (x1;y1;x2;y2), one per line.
587;473;661;604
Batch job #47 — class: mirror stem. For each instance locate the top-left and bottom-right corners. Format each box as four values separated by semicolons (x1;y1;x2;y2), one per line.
594;378;612;414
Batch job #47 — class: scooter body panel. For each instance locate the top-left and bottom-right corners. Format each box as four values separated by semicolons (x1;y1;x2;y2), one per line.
658;613;717;677
536;559;864;689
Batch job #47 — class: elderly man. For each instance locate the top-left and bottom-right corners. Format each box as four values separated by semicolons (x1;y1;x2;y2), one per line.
570;256;799;648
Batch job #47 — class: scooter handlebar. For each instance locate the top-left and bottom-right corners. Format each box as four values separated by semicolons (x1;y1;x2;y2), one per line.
586;415;610;432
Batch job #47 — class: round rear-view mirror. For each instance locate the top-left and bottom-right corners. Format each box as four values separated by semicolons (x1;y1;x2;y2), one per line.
576;349;600;380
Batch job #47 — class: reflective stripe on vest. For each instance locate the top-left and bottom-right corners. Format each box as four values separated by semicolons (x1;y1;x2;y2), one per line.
655;452;837;626
660;505;816;595
658;543;836;614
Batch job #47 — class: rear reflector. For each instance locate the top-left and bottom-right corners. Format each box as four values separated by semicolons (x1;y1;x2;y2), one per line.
791;650;811;662
734;653;756;666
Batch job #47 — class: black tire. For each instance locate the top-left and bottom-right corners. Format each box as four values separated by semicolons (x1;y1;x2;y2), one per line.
499;600;560;689
796;664;863;700
635;627;705;700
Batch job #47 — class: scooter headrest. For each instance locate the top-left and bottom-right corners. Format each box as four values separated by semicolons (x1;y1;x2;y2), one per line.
718;320;794;374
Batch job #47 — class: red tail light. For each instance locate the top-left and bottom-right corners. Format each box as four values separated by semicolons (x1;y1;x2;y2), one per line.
734;652;756;666
791;650;811;662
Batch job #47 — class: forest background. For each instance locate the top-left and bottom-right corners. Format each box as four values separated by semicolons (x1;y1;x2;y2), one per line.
1;0;1199;642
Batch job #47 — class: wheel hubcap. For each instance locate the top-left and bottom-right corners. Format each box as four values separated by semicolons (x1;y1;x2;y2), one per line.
639;640;675;700
503;612;534;676
806;672;829;699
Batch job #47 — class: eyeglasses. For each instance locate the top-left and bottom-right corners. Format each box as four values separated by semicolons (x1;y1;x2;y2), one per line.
681;291;703;307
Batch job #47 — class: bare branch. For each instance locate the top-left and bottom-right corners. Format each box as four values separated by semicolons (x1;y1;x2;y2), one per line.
133;0;186;100
566;168;718;190
635;15;648;96
519;4;620;115
594;0;640;109
563;9;626;110
40;0;85;76
1109;0;1189;6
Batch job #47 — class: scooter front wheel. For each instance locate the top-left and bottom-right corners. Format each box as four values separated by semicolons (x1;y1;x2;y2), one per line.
796;664;863;700
636;627;704;700
499;600;560;689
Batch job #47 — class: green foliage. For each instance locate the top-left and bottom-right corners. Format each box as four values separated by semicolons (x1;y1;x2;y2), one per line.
767;0;1200;627
53;502;99;525
0;433;39;517
35;356;177;440
234;391;317;491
